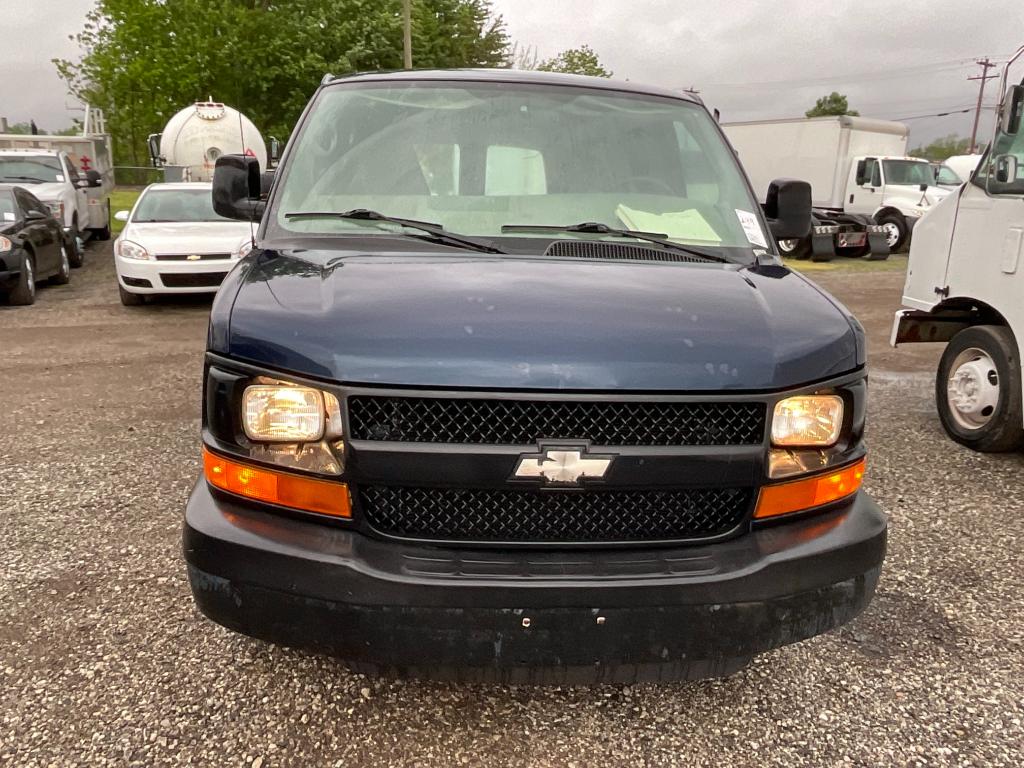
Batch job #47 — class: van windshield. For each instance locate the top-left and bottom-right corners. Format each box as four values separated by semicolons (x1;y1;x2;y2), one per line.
883;160;935;186
271;81;768;259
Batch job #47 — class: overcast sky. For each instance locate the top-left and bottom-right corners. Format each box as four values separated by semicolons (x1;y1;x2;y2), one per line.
3;0;1023;147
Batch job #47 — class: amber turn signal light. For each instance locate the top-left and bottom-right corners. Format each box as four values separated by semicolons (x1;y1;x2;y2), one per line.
203;447;351;518
754;458;865;520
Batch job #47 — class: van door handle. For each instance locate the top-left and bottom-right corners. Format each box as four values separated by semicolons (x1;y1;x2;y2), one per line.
849;194;855;204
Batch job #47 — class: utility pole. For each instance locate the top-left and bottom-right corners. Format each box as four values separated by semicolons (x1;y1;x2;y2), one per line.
968;58;997;153
403;0;412;70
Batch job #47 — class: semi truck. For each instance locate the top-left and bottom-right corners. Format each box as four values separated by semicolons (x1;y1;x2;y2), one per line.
892;45;1024;452
0;106;114;260
148;101;268;183
723;116;951;256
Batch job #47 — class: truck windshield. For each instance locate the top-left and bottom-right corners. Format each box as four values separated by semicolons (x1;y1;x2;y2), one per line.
0;156;64;183
272;81;768;260
883;160;935;186
133;188;231;223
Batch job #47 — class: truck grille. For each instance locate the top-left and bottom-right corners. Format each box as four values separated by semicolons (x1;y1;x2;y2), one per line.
348;396;766;446
360;485;751;543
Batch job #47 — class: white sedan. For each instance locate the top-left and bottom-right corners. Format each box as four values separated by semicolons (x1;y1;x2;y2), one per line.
114;182;254;306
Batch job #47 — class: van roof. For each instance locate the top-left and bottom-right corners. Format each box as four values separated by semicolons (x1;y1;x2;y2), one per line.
323;68;702;105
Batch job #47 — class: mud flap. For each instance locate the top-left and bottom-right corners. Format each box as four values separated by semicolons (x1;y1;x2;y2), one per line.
811;232;835;262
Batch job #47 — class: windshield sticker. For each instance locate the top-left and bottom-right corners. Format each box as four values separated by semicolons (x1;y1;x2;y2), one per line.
735;209;768;248
55;175;65;182
3;212;14;221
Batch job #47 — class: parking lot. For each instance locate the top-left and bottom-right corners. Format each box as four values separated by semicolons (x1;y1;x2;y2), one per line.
2;243;1022;767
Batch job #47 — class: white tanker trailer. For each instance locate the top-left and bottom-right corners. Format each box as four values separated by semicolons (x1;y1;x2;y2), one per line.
148;101;267;182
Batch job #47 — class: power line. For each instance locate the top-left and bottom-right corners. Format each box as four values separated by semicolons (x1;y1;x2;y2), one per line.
697;57;996;90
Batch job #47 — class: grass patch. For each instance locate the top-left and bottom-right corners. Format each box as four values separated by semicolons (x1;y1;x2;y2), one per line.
110;187;143;235
785;253;908;273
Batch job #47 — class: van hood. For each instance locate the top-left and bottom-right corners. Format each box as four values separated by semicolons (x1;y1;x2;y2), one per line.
220;249;862;391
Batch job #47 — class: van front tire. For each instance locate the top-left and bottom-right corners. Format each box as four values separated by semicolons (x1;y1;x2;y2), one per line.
936;325;1024;452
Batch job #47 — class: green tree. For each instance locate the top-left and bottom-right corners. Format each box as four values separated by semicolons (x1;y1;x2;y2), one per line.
537;45;612;78
55;0;510;166
805;92;859;118
909;134;971;162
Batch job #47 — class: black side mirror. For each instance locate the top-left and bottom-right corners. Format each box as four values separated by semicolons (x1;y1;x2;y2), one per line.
919;183;928;192
260;170;276;200
212;154;265;221
855;159;867;186
1001;84;1024;136
85;169;102;188
763;178;812;241
994;154;1019;183
26;209;48;221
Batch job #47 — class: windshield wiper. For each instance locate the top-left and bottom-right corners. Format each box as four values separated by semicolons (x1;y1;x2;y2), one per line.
285;209;505;254
501;222;729;263
0;175;48;184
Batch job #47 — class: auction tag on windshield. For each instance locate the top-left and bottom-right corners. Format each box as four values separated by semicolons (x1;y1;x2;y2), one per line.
735;209;768;248
3;212;14;221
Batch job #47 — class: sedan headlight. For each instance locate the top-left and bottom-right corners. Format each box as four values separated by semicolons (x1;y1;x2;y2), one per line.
116;239;151;260
771;395;844;447
0;236;11;252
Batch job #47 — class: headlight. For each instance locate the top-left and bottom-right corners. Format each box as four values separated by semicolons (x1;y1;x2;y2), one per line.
0;236;11;252
771;395;844;447
243;384;328;442
45;201;64;220
116;239;151;260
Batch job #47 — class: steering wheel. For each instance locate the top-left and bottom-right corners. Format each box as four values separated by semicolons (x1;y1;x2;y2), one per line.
625;176;676;195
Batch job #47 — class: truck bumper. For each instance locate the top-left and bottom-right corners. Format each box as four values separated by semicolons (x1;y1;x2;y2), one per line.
183;481;887;683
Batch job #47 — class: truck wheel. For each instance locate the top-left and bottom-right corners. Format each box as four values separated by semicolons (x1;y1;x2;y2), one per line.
92;201;112;241
119;285;146;306
68;221;84;268
49;242;71;285
777;237;810;260
936;325;1024;452
875;212;908;252
8;252;36;305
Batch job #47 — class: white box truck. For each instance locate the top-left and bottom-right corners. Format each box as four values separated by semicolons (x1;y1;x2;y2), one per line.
892;45;1024;452
0;107;114;262
723;116;950;256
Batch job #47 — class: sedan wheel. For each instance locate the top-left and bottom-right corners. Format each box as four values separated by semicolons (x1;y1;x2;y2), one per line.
8;255;36;305
50;243;71;285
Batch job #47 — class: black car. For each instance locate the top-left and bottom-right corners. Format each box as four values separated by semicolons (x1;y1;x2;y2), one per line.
0;184;71;305
183;69;886;684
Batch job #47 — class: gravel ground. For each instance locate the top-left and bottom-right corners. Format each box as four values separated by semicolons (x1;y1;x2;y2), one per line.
1;245;1022;767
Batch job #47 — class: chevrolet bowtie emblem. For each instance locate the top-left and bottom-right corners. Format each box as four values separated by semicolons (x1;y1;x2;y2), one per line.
513;448;613;485
186;254;201;261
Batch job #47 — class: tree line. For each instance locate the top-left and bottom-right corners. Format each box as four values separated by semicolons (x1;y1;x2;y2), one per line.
54;0;612;165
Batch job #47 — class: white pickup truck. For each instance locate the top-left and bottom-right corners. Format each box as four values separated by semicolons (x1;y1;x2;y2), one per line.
0;108;114;263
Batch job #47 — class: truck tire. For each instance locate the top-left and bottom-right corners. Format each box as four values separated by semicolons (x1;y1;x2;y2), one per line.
936;325;1024;452
92;200;112;241
875;212;908;252
119;285;146;306
49;241;71;285
777;237;811;260
7;252;36;305
68;220;84;268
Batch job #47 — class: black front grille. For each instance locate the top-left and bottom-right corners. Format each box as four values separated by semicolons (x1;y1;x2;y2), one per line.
544;240;712;263
360;485;751;543
348;396;766;446
159;272;229;288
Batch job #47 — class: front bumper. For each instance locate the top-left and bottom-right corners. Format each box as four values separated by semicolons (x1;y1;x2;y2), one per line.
0;267;21;291
116;254;236;294
184;481;886;682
